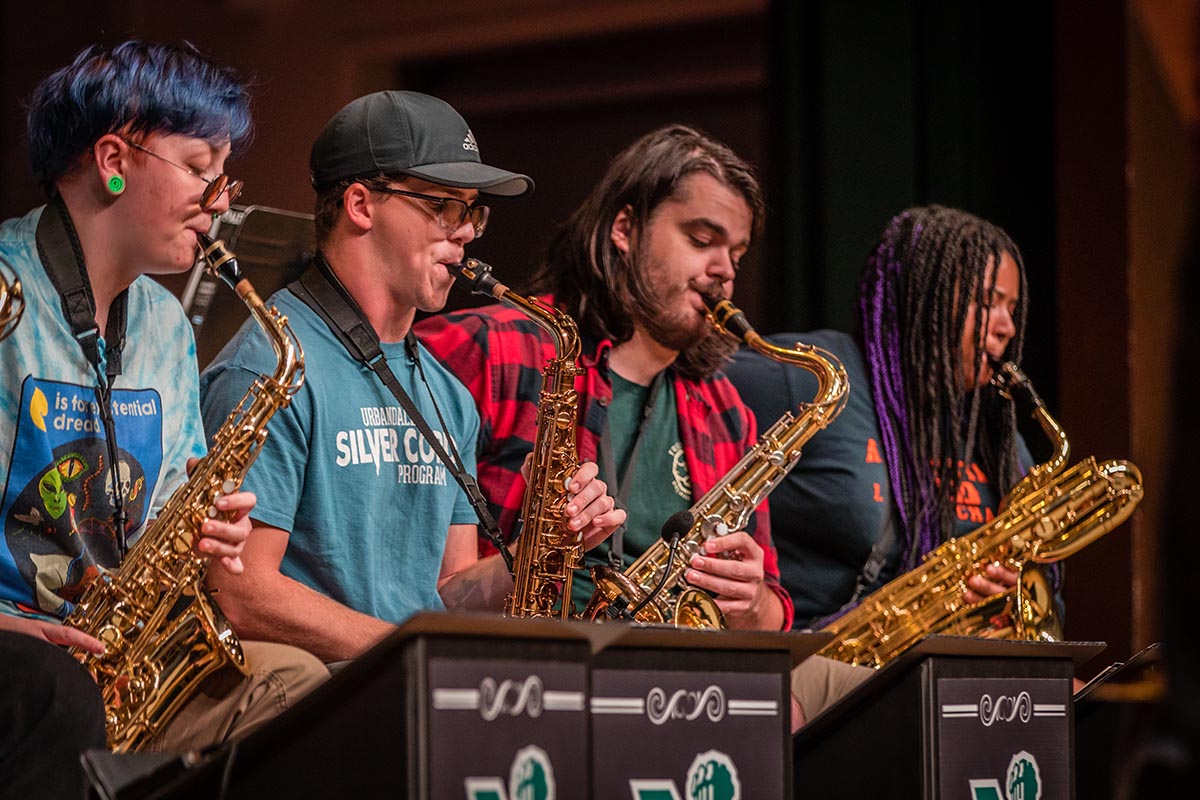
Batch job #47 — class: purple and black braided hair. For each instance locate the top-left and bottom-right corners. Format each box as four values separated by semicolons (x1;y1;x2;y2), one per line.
856;205;1029;568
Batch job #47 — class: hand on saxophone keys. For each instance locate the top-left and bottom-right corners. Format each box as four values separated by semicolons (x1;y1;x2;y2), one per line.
518;456;626;551
185;457;257;575
962;560;1021;604
683;531;773;629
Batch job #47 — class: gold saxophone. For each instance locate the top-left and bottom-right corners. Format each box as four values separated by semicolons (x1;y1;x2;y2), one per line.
582;295;850;628
446;259;583;619
0;261;24;340
66;234;305;750
819;360;1144;667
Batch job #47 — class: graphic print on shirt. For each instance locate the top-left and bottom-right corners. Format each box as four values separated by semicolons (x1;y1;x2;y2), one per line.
668;442;691;501
864;437;998;524
336;404;455;486
1;377;162;616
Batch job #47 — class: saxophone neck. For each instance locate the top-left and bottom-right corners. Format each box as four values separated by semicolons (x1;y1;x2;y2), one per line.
702;294;849;411
448;258;581;361
989;359;1069;475
198;234;305;395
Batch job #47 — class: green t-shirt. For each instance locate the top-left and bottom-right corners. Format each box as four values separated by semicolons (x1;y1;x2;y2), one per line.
569;370;691;614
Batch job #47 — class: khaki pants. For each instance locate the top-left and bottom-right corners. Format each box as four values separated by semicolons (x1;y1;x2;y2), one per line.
147;641;328;753
790;655;874;724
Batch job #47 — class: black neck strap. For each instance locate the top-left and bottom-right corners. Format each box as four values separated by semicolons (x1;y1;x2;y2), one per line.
597;368;666;568
36;195;128;379
35;195;131;554
288;255;512;573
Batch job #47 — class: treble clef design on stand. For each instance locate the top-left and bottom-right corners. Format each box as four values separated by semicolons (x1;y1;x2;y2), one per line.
479;675;545;721
646;685;727;725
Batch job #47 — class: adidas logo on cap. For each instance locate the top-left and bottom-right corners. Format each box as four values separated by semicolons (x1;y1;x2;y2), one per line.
463;130;479;153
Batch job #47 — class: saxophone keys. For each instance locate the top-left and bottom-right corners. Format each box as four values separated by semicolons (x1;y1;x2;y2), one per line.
221;479;238;494
98;624;123;649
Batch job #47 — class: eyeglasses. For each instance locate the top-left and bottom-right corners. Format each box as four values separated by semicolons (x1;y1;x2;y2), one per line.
372;186;490;238
121;139;243;212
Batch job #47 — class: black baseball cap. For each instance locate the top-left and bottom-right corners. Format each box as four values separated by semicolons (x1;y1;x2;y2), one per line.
309;90;533;197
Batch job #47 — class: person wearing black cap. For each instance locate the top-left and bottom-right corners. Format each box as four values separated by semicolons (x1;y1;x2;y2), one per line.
198;91;624;664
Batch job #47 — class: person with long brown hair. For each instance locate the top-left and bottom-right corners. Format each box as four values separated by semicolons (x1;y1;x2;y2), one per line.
419;124;793;631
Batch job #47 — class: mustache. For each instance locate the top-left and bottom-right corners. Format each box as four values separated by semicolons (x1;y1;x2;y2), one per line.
688;279;727;302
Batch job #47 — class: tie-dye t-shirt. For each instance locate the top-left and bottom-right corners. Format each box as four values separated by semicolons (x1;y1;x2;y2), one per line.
0;206;205;621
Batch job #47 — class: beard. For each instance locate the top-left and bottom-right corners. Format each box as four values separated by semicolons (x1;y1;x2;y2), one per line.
633;275;737;381
638;297;711;352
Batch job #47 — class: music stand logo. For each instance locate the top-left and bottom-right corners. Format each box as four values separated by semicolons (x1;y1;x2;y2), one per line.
968;750;1042;800
464;744;555;800
628;749;741;800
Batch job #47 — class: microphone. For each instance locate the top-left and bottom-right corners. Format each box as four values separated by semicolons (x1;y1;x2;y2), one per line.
628;511;695;622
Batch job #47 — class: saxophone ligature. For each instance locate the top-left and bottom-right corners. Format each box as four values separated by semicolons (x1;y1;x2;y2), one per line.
446;258;583;619
0;260;25;341
819;359;1143;668
66;234;305;750
582;294;850;628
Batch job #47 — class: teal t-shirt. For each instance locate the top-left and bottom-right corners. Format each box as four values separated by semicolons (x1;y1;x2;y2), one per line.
199;288;480;624
571;370;690;612
0;207;204;621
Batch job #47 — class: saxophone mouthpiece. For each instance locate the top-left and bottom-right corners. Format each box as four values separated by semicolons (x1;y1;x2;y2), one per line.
702;293;755;342
987;356;1020;390
447;258;506;299
197;234;245;291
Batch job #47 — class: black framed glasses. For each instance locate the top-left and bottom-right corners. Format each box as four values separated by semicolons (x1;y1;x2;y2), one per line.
121;139;243;212
373;186;490;238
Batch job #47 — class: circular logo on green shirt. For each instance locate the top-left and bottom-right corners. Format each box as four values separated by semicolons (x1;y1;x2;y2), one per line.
669;442;691;500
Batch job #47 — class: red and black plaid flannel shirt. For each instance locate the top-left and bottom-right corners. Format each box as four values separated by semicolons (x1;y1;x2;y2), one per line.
415;297;794;628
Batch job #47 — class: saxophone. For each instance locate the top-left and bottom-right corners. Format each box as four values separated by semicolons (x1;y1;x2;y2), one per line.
0;260;24;340
66;234;305;750
446;259;583;619
582;295;850;627
819;360;1144;668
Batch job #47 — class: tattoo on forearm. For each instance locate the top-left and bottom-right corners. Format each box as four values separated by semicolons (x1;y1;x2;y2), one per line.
439;560;514;611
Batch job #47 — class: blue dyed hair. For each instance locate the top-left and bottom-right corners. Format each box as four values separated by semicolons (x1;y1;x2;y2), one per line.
26;41;252;194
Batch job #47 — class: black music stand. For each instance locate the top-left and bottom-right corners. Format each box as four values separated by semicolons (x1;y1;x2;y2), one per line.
84;616;826;799
87;613;594;799
792;636;1104;800
589;626;825;800
1074;642;1164;799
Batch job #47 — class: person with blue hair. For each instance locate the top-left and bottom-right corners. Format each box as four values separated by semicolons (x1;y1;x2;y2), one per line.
0;41;326;799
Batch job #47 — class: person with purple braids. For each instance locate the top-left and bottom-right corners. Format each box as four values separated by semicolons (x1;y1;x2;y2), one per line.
726;205;1038;631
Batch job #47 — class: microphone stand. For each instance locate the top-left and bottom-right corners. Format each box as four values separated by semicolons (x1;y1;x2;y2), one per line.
626;534;682;621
